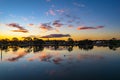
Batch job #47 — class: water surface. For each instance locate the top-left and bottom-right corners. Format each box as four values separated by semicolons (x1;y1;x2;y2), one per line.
0;46;120;80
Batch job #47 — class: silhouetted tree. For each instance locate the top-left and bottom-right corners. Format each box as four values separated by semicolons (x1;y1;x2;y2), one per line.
0;38;10;45
11;37;19;45
67;38;74;46
23;37;33;45
33;38;44;45
109;38;118;45
78;39;93;45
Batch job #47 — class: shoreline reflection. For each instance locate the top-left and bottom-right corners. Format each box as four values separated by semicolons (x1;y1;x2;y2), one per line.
0;45;119;63
0;45;120;80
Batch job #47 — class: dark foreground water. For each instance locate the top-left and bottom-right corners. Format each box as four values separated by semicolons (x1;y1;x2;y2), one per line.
0;46;120;80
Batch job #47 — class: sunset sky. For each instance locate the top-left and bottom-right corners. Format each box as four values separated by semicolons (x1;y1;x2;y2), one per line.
0;0;120;40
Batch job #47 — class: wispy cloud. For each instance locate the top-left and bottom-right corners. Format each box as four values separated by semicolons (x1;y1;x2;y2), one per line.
23;35;41;38
68;25;74;28
40;34;71;38
49;9;56;16
77;26;104;30
73;2;85;8
7;23;29;33
46;8;66;16
27;22;59;32
11;30;28;33
62;14;81;26
53;20;64;27
56;9;65;14
21;16;28;21
39;23;55;31
46;9;56;16
67;20;74;23
27;23;34;27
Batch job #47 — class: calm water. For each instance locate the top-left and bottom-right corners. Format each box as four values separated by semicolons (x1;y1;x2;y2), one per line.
0;46;120;80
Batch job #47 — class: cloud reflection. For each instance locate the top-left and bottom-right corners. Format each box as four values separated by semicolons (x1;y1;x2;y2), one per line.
2;46;104;64
27;52;52;62
5;50;27;62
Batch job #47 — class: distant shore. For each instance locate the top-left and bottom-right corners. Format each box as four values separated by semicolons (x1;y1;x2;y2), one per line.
0;38;120;47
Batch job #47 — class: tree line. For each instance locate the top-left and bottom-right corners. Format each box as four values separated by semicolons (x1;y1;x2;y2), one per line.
0;37;120;46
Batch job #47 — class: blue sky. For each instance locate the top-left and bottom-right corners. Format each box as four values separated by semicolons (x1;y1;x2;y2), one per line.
0;0;120;40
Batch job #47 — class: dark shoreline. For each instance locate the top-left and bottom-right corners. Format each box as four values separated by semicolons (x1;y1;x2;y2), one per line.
0;38;120;48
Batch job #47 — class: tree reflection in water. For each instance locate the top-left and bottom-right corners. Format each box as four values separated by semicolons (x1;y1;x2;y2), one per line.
1;44;120;80
0;45;119;63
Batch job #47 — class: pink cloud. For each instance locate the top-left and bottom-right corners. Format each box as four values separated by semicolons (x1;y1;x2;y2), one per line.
7;23;29;33
77;26;104;30
27;52;52;62
28;23;34;26
6;51;27;62
49;10;56;16
39;23;55;31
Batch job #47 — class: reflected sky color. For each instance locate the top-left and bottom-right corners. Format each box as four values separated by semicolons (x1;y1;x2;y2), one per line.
0;46;120;80
0;0;120;40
